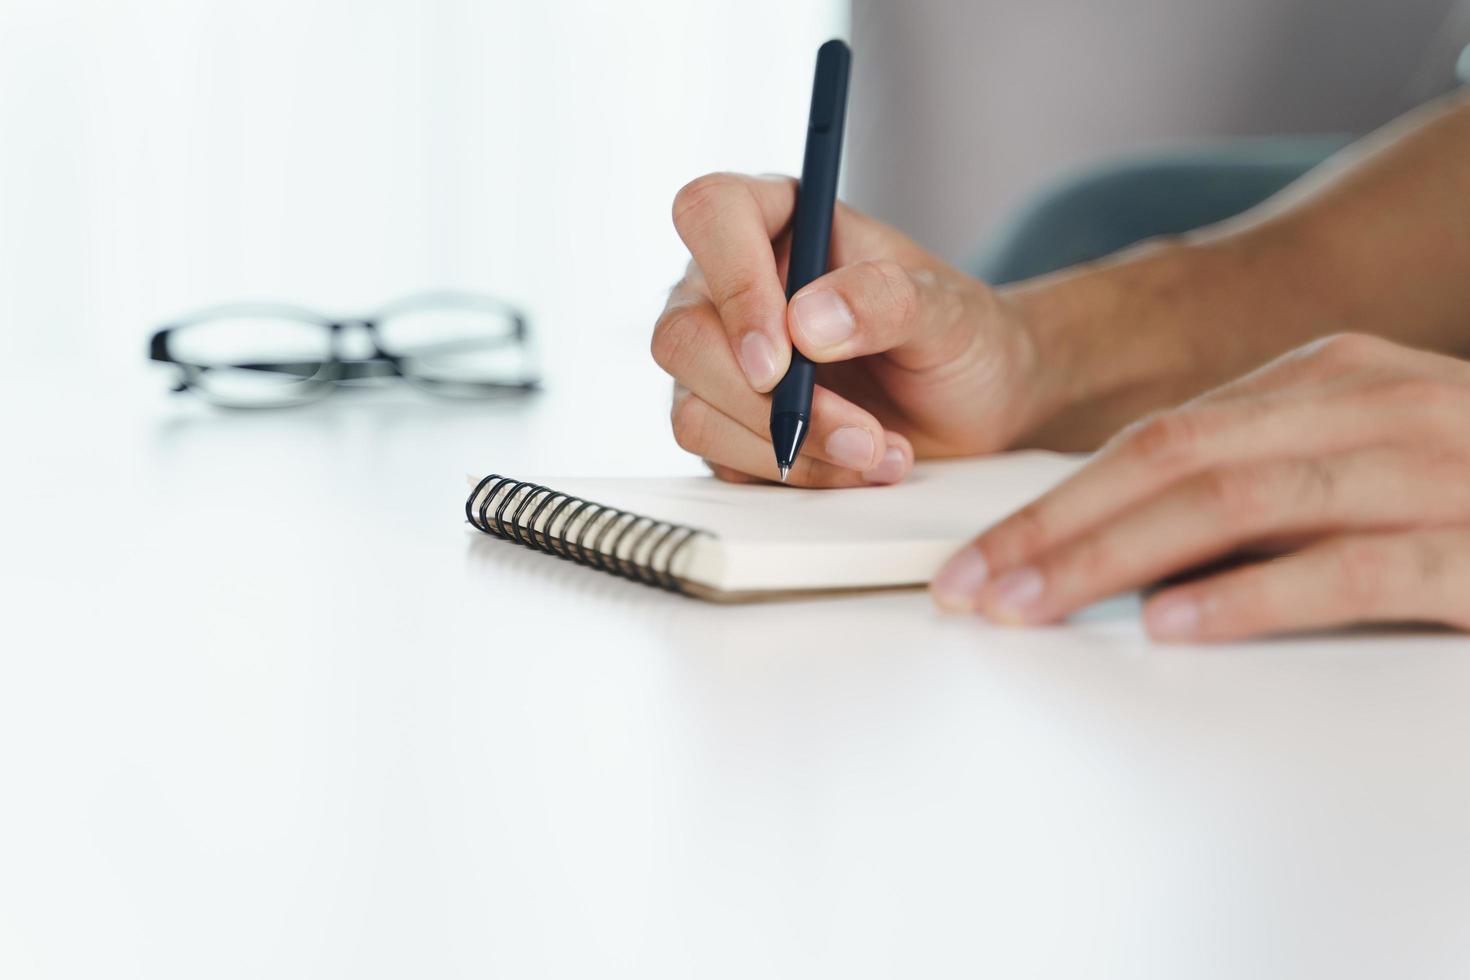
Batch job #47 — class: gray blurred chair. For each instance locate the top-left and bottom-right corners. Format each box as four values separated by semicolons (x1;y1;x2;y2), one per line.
971;136;1352;285
973;32;1470;286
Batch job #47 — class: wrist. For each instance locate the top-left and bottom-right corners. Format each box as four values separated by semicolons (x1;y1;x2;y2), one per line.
1000;238;1238;450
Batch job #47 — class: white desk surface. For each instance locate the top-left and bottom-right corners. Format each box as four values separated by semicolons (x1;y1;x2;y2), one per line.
4;358;1469;979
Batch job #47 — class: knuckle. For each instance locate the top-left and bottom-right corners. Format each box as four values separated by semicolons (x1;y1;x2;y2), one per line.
676;172;746;233
1122;410;1205;474
992;504;1051;564
714;274;766;320
1333;539;1395;607
1062;536;1113;586
1307;332;1387;368
1197;467;1273;525
649;305;704;374
1294;457;1337;512
671;172;739;230
669;392;709;453
1410;533;1448;583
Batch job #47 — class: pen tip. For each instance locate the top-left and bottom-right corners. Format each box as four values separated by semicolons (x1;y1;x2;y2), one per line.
779;465;790;483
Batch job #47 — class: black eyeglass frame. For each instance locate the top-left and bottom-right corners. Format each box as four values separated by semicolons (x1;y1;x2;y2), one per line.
148;291;540;407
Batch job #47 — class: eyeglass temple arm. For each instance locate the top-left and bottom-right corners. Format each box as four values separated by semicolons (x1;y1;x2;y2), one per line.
193;359;401;380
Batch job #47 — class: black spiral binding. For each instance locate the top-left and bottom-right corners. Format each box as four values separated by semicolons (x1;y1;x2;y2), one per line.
465;475;706;594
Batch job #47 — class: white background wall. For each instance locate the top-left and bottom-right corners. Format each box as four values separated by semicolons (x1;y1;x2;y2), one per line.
4;0;1464;378
0;0;847;376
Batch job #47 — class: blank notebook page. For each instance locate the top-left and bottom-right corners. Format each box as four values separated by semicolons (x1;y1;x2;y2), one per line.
491;451;1083;598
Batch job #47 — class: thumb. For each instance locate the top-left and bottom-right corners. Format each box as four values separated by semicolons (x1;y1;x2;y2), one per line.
786;260;976;371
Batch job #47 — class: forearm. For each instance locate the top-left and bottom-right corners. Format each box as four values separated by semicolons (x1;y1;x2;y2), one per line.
1010;91;1470;450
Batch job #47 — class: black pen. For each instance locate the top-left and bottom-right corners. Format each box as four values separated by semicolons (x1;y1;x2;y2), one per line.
770;39;851;482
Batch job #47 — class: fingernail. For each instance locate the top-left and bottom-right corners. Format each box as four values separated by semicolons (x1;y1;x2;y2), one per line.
980;566;1044;624
863;446;906;485
790;290;855;349
1145;594;1199;640
824;426;877;469
930;545;989;613
738;332;778;389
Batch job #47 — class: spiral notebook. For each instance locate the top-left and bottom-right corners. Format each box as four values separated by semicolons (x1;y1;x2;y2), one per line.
465;451;1083;602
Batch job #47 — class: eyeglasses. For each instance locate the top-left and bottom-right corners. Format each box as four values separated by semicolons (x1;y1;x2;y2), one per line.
148;291;540;408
